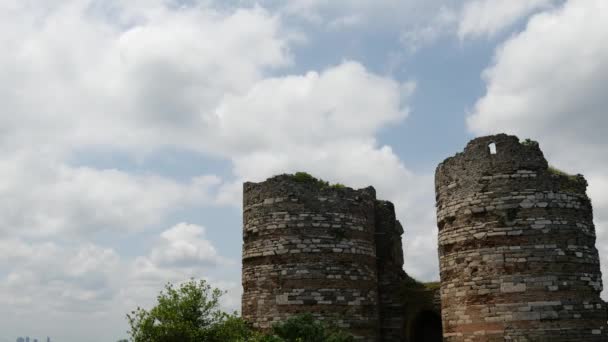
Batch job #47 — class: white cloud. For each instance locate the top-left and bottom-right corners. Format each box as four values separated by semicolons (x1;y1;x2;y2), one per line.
213;61;417;204
0;0;290;239
120;222;240;329
0;152;223;237
400;7;458;53
0;239;121;313
150;222;228;267
0;223;237;341
0;3;280;337
0;0;442;339
208;60;439;280
213;61;412;155
467;0;608;298
0;0;289;155
255;0;562;49
266;0;569;50
458;0;560;39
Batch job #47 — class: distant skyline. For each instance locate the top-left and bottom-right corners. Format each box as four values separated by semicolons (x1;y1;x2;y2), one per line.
14;337;48;342
1;0;607;341
16;336;51;342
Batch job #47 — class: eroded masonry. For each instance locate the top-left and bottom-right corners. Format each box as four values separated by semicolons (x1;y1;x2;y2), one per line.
241;134;607;342
241;174;441;341
436;134;607;341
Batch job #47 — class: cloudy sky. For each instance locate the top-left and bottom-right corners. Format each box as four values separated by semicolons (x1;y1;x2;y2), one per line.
2;0;607;340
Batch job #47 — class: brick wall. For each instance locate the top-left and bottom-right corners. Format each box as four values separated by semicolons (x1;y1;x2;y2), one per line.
241;175;408;341
435;134;607;341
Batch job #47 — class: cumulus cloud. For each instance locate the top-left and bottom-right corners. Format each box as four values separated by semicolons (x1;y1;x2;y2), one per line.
212;60;417;208
256;0;562;49
149;223;229;267
0;239;121;313
213;61;412;155
121;222;240;328
467;0;608;297
0;2;283;338
0;0;440;340
458;0;561;39
0;0;292;241
207;60;439;280
0;0;288;154
0;151;223;237
263;0;462;53
0;223;236;341
0;239;126;340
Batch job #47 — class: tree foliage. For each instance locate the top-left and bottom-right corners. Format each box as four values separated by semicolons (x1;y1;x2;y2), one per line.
125;279;353;342
268;314;354;342
126;279;230;342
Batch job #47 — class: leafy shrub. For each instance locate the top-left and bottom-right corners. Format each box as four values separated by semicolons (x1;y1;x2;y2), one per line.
126;279;239;342
268;314;354;342
399;274;438;315
521;138;539;147
548;165;572;177
203;315;261;342
288;172;346;189
126;280;353;342
292;172;318;183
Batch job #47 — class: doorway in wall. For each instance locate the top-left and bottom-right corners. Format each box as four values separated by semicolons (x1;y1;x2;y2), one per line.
411;310;443;342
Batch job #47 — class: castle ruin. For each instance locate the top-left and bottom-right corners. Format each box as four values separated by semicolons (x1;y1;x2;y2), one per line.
436;134;607;341
241;175;420;341
241;134;607;341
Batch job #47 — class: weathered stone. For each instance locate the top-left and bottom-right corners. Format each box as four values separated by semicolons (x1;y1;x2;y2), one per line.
242;175;409;342
435;134;607;341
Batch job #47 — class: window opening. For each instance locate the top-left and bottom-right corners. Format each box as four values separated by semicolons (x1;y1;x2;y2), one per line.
489;142;497;155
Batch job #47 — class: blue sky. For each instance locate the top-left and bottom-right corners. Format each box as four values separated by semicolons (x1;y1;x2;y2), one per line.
2;0;608;341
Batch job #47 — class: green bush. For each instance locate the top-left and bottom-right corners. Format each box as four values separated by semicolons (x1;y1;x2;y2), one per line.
268;314;354;342
548;165;572;177
125;280;353;342
287;172;347;189
521;138;539;147
292;172;317;183
205;315;267;342
126;279;248;342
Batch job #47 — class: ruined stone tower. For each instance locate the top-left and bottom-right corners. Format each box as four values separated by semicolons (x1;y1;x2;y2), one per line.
242;174;407;341
435;134;607;341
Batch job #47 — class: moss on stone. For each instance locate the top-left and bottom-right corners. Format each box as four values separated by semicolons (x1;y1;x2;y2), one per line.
399;274;438;312
521;138;539;147
423;281;440;291
548;165;571;177
284;172;348;189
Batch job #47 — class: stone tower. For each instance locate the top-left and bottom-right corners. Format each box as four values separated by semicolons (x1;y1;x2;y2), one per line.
242;174;407;341
435;134;607;341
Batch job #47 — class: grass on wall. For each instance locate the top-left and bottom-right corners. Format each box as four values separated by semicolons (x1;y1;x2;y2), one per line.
287;172;347;189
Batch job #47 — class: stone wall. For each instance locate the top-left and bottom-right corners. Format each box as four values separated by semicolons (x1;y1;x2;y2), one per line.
375;200;408;341
241;175;408;341
435;134;607;341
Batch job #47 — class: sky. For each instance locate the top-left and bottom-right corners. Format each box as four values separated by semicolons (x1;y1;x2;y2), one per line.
1;0;608;341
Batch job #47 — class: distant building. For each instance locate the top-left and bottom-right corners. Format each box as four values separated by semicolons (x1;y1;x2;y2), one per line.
25;337;30;342
17;337;25;342
47;337;51;342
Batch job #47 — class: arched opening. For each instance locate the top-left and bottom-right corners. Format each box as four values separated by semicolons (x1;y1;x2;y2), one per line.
411;310;443;342
488;142;497;154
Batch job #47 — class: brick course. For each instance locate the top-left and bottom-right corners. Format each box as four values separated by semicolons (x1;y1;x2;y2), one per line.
242;175;407;341
435;134;607;341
